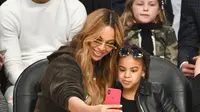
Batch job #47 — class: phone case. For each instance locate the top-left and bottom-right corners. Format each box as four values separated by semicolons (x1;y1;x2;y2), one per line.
104;88;121;105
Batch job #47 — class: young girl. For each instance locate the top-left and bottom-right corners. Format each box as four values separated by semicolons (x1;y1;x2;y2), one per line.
116;44;179;112
121;0;177;65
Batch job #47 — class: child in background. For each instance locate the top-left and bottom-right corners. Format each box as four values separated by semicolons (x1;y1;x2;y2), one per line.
116;44;179;112
121;0;177;65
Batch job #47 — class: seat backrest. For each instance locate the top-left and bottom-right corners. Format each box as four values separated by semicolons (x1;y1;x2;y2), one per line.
148;56;192;112
13;59;48;112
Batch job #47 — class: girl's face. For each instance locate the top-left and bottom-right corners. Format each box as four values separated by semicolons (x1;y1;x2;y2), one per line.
132;0;160;23
118;55;145;90
89;26;115;61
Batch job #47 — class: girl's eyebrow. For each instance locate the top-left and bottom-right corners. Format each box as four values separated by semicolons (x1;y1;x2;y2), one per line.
131;66;139;69
148;0;157;3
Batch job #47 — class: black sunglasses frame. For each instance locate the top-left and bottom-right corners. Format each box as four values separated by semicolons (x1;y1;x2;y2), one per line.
119;46;143;58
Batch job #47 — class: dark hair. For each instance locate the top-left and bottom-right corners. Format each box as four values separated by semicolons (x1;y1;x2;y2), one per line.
117;44;150;79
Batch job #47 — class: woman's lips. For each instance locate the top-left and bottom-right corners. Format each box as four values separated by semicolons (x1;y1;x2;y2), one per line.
94;50;103;57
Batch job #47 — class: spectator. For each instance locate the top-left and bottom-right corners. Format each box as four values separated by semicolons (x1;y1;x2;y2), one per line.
0;0;87;86
0;0;87;111
121;0;178;65
178;0;199;77
116;44;179;112
34;8;124;112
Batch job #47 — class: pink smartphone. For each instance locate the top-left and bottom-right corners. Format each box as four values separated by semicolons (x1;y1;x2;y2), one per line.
104;88;121;105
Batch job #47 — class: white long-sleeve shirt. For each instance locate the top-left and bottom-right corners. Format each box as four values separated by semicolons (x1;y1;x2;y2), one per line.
0;0;87;84
171;0;182;38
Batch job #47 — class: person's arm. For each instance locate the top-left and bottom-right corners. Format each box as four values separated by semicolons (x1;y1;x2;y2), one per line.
0;6;24;84
65;0;87;42
164;26;178;65
49;55;85;111
178;0;199;67
49;56;122;112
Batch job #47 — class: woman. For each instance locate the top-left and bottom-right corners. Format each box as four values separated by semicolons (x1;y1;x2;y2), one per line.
116;44;179;112
34;8;124;112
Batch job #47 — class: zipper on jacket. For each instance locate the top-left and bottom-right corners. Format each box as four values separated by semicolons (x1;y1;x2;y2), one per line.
138;95;145;112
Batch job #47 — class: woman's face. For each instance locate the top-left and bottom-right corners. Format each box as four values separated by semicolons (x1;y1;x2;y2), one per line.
132;0;160;23
90;26;115;61
118;55;145;90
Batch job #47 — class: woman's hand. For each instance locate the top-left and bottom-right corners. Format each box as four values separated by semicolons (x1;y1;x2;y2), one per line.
68;97;122;112
91;104;122;112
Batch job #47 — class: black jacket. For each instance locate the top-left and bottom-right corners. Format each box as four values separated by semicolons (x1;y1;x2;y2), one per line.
116;78;179;112
35;46;85;112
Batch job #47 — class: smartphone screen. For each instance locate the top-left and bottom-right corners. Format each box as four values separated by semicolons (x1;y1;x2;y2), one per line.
104;88;121;105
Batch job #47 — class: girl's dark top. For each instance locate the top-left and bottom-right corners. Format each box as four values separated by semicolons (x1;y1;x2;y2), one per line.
132;23;162;55
121;96;138;112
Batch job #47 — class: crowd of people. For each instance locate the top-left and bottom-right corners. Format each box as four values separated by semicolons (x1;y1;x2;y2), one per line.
0;0;199;111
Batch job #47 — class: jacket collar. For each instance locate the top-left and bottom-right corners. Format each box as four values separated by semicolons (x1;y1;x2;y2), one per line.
115;78;151;96
136;78;151;96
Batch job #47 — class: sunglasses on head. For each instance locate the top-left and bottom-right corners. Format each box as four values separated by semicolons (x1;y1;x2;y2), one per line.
119;46;143;58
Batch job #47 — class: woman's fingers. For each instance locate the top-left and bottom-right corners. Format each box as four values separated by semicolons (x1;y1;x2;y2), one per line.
98;104;122;112
103;105;122;112
104;104;122;109
106;109;122;112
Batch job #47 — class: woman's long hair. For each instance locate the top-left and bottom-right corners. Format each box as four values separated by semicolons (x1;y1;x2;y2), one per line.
121;0;168;31
70;8;124;105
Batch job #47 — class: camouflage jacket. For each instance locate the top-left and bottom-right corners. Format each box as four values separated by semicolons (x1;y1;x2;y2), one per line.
125;25;178;65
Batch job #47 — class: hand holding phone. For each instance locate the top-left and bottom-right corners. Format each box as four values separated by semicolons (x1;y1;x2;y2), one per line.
104;88;121;105
187;55;196;65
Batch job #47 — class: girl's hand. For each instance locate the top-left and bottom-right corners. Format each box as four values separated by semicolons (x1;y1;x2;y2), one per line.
91;104;122;112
